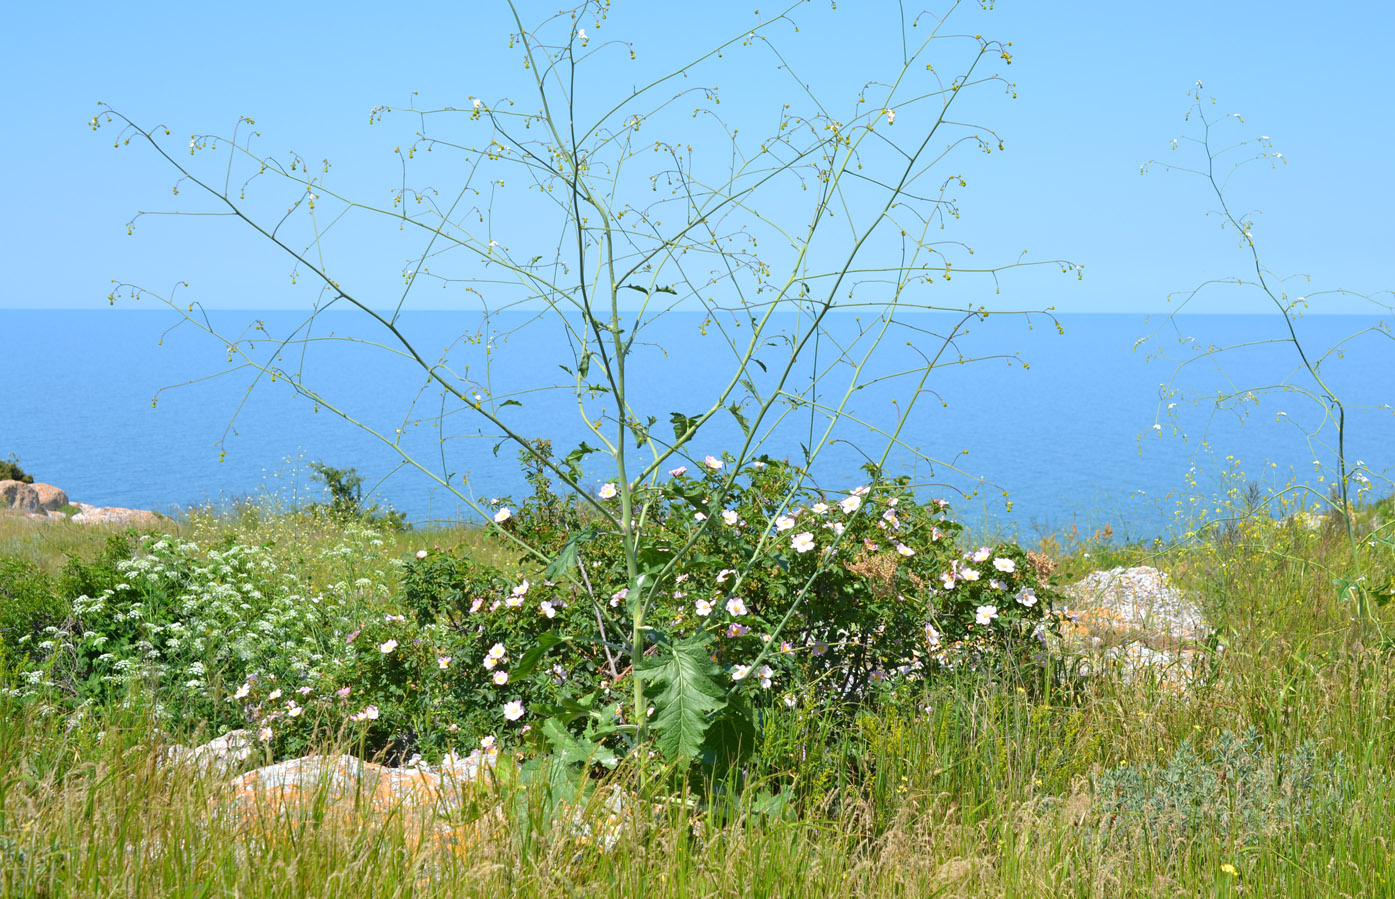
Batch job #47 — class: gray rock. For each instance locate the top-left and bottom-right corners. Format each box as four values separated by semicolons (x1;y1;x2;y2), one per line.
0;480;41;514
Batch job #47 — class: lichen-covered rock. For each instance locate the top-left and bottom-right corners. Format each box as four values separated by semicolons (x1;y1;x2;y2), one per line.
0;480;41;514
211;750;632;866
1055;566;1213;689
69;503;161;527
2;484;163;526
220;751;498;833
30;483;68;512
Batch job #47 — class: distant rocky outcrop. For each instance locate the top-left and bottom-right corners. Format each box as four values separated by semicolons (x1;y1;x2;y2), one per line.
1054;565;1214;689
0;479;161;527
68;503;162;527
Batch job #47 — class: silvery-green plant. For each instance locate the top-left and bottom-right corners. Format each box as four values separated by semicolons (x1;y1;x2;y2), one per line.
1095;728;1345;856
94;1;1074;763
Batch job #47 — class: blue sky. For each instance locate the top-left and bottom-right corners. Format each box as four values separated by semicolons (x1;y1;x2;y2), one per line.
4;0;1391;314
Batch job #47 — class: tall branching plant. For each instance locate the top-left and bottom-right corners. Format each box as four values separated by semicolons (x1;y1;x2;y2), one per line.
1141;86;1394;625
94;1;1072;762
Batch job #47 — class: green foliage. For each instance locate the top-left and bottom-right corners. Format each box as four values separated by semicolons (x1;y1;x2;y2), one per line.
0;446;1065;786
0;454;34;484
95;0;1079;780
308;461;407;532
310;461;363;517
636;635;728;760
511;439;583;549
0;559;67;665
8;534;361;734
0;834;45;899
58;532;136;603
1095;728;1345;856
459;456;1060;770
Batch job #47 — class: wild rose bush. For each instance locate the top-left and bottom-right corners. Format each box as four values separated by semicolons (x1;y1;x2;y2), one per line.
394;456;1061;761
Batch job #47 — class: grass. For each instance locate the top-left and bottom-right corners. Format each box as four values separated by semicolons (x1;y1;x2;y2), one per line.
1;490;1393;897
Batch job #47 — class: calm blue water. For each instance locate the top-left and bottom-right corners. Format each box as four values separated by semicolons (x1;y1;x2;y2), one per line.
4;309;1390;541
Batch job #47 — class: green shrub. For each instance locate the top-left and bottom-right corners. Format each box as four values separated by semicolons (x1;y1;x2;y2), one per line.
0;558;67;664
308;461;408;532
383;456;1062;768
9;534;363;733
0;454;34;484
58;533;137;603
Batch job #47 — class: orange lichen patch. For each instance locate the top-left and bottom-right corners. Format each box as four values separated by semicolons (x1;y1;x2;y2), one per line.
228;756;466;816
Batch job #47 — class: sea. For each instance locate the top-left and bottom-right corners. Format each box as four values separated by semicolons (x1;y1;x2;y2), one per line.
4;309;1390;542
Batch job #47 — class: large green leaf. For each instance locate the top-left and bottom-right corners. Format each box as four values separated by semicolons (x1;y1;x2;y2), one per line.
561;441;598;484
726;403;751;436
665;481;708;512
635;636;728;760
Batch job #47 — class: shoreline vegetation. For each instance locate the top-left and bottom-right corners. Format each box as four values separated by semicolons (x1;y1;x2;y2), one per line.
2;467;1392;897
